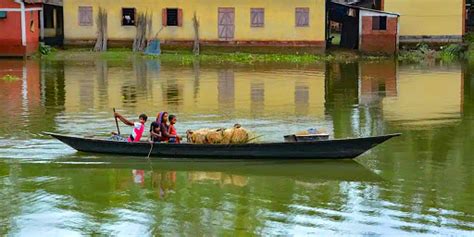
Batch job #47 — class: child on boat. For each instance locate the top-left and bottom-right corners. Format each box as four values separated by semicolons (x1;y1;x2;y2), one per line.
167;114;181;143
149;120;162;142
112;112;148;142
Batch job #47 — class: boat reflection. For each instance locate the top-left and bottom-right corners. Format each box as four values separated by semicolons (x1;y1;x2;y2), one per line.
21;158;382;200
47;157;383;183
150;170;177;198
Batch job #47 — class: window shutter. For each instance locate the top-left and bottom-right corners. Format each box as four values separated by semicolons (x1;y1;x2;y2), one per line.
218;8;234;40
296;9;301;26
258;10;264;25
372;16;380;30
251;8;264;27
78;6;92;26
79;9;85;25
177;8;183;27
296;8;309;27
162;8;167;26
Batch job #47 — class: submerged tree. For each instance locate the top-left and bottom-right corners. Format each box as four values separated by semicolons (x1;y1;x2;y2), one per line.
192;11;200;56
133;12;153;52
94;8;108;52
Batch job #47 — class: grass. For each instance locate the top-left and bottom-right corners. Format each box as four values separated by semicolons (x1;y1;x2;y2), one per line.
38;43;473;65
398;43;467;63
39;47;389;65
1;74;20;82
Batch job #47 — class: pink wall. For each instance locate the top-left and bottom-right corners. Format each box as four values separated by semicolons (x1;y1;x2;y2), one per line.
0;1;41;56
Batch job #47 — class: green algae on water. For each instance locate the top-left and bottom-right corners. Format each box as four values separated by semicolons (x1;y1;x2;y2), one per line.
1;74;20;82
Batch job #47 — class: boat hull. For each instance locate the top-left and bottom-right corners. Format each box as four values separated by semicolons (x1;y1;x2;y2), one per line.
44;132;400;159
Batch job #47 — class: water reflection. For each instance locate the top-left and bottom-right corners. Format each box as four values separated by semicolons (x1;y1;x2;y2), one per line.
294;84;309;115
218;69;235;114
1;157;471;235
0;58;473;235
1;59;466;138
96;60;109;110
325;62;360;137
250;82;265;116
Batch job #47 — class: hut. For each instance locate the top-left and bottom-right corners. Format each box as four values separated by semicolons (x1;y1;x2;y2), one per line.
328;2;399;54
41;0;63;46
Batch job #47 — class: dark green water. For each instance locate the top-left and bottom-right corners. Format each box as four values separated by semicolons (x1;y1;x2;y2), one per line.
0;58;473;235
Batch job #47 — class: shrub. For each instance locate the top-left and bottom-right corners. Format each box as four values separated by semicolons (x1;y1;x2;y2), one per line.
439;44;463;62
39;43;52;56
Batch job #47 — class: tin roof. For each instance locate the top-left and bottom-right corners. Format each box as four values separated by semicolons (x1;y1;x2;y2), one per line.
23;0;63;6
330;1;400;16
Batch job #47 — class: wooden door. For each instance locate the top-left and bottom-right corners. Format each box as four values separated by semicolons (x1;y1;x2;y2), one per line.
218;8;234;40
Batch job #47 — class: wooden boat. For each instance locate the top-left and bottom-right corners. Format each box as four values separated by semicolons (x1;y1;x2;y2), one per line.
44;132;400;159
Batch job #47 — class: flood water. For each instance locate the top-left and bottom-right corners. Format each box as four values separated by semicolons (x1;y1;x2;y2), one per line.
0;58;473;235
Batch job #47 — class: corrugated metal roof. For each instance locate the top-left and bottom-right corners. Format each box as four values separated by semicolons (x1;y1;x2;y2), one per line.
331;1;399;16
23;0;63;6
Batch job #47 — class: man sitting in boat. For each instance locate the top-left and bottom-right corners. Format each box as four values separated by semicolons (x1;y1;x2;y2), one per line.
113;112;148;142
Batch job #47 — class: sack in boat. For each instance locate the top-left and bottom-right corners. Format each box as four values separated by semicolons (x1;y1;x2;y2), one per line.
222;124;249;144
187;128;210;144
206;129;224;144
187;124;250;144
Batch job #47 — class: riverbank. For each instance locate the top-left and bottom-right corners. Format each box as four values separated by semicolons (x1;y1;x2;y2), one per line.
398;43;467;63
37;48;388;65
35;43;472;65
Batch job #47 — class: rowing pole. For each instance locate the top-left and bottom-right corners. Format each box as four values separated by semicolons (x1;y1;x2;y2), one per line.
113;108;121;135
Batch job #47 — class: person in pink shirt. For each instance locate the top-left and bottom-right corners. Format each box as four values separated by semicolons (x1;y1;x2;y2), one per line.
113;112;148;142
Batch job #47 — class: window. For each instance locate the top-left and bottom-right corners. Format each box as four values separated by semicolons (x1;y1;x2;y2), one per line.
44;6;55;28
296;8;309;27
167;8;178;26
162;8;183;26
372;16;387;30
251;8;264;27
122;8;136;26
0;11;7;19
78;6;92;26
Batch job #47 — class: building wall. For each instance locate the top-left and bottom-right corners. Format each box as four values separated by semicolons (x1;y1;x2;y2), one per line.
0;1;22;56
63;0;326;46
360;13;398;54
0;1;41;56
384;0;463;42
25;9;40;55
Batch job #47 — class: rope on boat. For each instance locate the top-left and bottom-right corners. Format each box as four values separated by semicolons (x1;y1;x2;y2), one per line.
146;142;154;172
